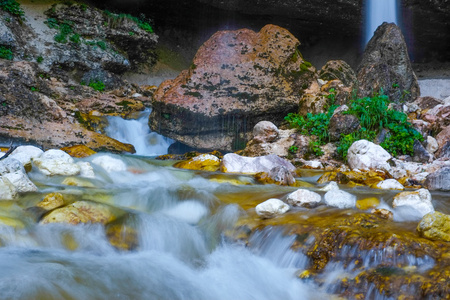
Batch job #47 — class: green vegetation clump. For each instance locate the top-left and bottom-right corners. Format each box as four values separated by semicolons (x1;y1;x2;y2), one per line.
87;80;105;92
285;91;423;160
103;10;154;33
0;46;13;60
45;18;77;44
0;0;24;17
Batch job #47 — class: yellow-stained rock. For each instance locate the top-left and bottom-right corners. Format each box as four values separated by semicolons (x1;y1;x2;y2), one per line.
417;211;450;242
61;145;97;158
40;200;120;225
318;169;386;187
61;232;78;251
106;222;138;251
371;208;394;220
356;197;380;210
37;192;65;211
62;177;95;188
174;154;220;172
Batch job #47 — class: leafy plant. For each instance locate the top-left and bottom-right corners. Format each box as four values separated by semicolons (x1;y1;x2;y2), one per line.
288;145;298;154
36;56;44;63
69;33;81;44
0;46;13;60
0;0;24;17
103;10;154;33
96;41;106;50
45;18;75;44
308;140;324;157
87;80;105;92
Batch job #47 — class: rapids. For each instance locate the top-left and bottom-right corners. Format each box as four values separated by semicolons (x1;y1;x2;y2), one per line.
0;153;448;299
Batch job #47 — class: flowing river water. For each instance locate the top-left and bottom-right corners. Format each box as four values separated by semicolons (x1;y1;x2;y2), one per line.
1;146;449;299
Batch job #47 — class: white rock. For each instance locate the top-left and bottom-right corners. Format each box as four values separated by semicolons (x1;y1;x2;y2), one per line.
303;160;323;169
92;155;127;172
0;153;4;159
411;172;429;184
192;154;220;163
2;172;37;192
255;198;290;218
347;140;392;173
324;190;356;209
222;153;295;174
252;121;279;143
392;188;434;217
286;189;321;207
77;162;95;178
9;145;44;166
374;179;404;190
33;149;80;176
426;136;439;154
319;181;340;191
0;177;17;200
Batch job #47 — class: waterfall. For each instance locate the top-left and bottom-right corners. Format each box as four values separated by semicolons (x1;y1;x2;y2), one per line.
105;109;174;156
364;0;399;44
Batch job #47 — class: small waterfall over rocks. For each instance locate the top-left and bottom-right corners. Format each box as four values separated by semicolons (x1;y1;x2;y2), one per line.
105;109;174;156
364;0;399;45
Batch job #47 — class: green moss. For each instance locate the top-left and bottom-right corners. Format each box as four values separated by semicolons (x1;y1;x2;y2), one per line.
0;0;24;17
0;46;13;60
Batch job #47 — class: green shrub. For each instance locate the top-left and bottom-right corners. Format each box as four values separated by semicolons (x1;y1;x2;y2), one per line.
286;91;423;160
36;56;44;63
69;33;80;44
88;80;105;92
45;18;74;44
0;46;13;60
0;0;24;17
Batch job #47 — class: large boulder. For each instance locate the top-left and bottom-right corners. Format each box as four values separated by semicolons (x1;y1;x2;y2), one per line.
357;23;419;103
149;24;317;152
347;140;392;173
319;60;356;88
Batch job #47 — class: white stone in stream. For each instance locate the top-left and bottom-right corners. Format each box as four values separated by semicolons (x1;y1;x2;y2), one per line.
426;136;439;154
374;179;404;190
9;145;44;167
319;181;339;191
77;162;95;178
2;172;37;192
92;155;126;172
163;200;208;224
33;149;80;176
256;198;290;218
222;153;295;174
392;188;434;217
0;158;37;192
324;190;356;209
0;177;17;200
347;140;392;173
286;189;321;207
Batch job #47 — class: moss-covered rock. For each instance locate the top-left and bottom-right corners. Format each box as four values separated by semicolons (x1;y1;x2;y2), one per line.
417;211;450;242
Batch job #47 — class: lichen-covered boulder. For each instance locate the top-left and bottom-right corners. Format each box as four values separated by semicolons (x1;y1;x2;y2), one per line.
174;154;221;172
241;128;296;157
255;198;290;218
221;153;296;174
357;23;419;103
33;149;81;176
149;24;316;152
324;190;356;209
392;188;434;217
347;140;392;173
286;189;321;208
417;211;450;242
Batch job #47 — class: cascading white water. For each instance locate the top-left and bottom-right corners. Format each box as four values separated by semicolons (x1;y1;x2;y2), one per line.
364;0;398;44
105;109;174;156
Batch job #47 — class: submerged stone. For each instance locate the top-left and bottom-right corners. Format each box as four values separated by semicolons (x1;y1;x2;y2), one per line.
37;192;65;211
174;154;220;172
91;155;127;172
356;197;380;210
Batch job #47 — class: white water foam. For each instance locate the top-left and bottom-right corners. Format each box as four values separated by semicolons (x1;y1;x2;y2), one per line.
364;0;398;45
105;109;174;156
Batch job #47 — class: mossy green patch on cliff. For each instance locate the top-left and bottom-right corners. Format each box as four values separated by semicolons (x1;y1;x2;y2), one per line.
0;0;24;17
0;46;13;60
